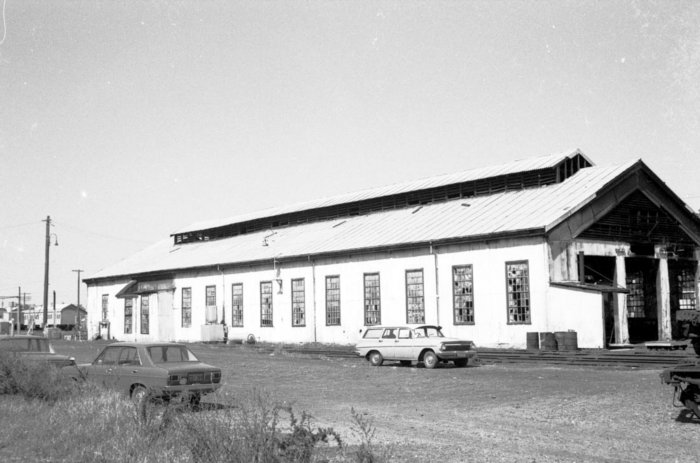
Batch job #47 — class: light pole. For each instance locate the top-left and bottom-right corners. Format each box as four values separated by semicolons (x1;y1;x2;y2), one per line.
72;269;82;339
42;216;58;329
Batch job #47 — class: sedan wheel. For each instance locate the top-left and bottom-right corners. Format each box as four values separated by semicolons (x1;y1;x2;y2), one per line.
131;385;148;406
423;351;438;369
189;393;202;407
368;351;384;367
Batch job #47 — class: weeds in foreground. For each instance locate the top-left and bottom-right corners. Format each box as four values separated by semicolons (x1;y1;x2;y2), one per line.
349;407;390;463
1;357;386;463
181;391;342;463
0;353;79;402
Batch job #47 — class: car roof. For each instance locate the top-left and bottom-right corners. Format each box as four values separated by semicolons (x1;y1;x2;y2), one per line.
364;325;442;330
0;335;48;340
103;342;187;348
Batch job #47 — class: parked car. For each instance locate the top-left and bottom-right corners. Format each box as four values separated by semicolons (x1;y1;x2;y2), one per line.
355;325;477;369
0;335;75;367
660;361;700;419
63;342;222;405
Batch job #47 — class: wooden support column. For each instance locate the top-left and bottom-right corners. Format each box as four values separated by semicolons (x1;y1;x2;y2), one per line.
695;248;700;311
567;245;579;282
613;255;630;345
656;247;672;341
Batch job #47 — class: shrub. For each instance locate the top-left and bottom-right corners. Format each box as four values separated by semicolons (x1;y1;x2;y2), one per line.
0;353;79;402
180;390;341;463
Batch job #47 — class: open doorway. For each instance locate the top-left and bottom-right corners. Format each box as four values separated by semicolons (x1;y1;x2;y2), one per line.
625;257;658;343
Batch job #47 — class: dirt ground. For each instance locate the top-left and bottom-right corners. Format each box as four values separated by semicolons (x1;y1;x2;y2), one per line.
55;341;700;463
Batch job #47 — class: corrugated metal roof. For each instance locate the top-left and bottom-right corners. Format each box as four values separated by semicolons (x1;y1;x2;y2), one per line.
88;159;636;281
174;148;590;234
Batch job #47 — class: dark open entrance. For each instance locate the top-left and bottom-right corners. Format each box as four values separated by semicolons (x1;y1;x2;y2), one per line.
625;257;658;343
580;256;617;346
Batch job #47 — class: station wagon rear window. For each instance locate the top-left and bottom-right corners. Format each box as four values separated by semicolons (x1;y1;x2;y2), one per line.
362;328;383;339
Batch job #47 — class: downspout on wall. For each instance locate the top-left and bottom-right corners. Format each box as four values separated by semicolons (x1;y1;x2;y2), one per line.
217;264;226;324
430;242;439;326
309;256;317;343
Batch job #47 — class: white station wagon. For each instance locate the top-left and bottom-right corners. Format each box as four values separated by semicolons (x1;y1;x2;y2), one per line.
355;325;478;369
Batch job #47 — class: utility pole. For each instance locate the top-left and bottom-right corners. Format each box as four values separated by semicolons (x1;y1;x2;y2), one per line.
42;216;58;328
23;292;29;330
72;269;83;339
17;286;21;335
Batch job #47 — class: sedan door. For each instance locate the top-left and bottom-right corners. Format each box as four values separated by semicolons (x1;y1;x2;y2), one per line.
110;346;144;395
87;346;121;388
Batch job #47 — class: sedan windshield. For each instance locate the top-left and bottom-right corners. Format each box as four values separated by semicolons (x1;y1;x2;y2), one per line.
147;346;198;363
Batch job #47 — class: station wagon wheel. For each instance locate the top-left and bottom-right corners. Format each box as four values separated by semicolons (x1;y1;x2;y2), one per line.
368;351;383;367
131;385;148;406
422;351;438;369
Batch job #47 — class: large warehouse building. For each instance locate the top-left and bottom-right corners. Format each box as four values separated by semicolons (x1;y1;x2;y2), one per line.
84;150;700;349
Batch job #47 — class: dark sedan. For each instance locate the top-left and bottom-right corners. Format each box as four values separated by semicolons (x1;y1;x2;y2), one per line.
0;335;75;367
64;342;222;405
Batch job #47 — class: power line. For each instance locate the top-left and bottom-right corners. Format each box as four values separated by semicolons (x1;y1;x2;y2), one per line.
55;221;153;244
0;221;40;231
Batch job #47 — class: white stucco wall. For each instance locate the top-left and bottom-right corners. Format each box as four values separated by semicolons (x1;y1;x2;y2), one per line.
547;286;605;348
87;235;597;349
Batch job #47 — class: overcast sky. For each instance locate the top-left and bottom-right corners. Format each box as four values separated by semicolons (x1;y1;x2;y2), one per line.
1;0;699;308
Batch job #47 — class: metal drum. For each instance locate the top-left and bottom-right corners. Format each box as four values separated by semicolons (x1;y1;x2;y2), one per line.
539;332;557;351
526;332;540;350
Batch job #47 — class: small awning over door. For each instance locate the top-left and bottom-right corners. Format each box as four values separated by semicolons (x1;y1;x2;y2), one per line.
115;279;175;298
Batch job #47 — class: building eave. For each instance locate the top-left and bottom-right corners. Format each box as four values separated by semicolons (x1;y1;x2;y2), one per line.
84;228;545;285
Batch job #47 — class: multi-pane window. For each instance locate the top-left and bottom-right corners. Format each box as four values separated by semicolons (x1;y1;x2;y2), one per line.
506;261;530;324
626;272;645;318
405;270;425;324
326;276;341;326
260;281;273;327
231;284;243;327
364;273;381;326
101;295;108;321
140;296;150;334
205;285;217;324
182;288;192;328
124;298;133;334
677;267;697;311
291;279;305;327
453;265;474;324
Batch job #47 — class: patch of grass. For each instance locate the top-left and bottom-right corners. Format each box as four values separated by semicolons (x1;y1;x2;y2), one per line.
0;353;79;402
180;390;343;463
348;407;390;463
0;378;384;463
